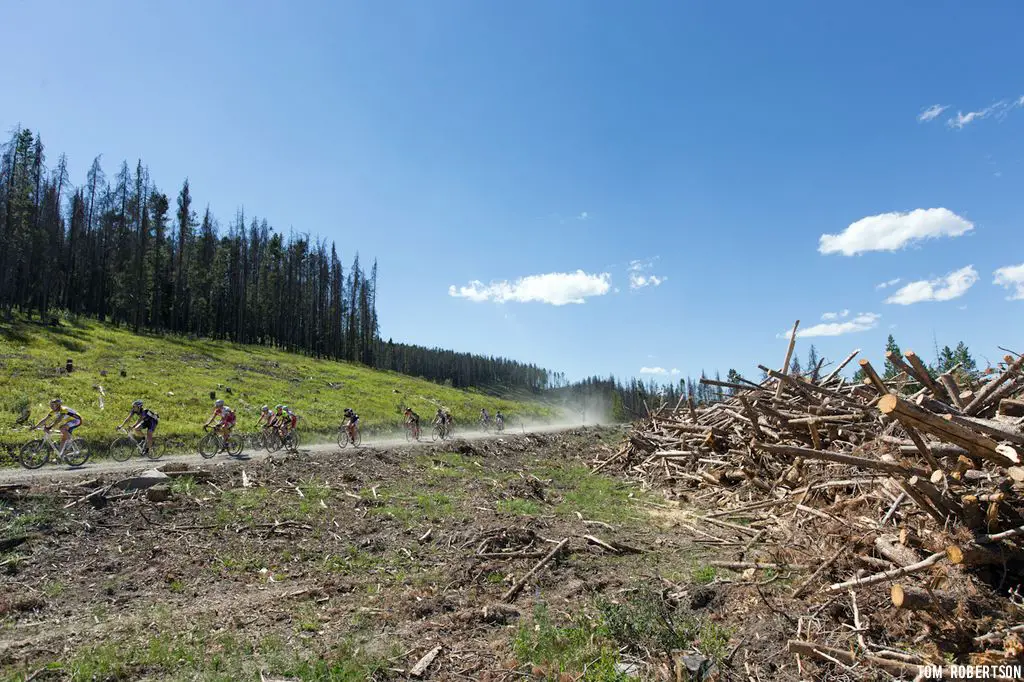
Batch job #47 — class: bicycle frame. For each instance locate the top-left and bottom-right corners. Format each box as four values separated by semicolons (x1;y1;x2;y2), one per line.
38;428;72;457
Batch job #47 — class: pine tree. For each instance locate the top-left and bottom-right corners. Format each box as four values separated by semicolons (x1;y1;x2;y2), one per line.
883;334;902;379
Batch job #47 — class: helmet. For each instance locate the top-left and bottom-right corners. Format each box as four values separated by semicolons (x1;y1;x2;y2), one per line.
224;407;232;414
261;405;269;412
215;399;224;407
132;400;144;409
50;397;62;407
275;404;283;410
344;407;352;414
282;405;289;411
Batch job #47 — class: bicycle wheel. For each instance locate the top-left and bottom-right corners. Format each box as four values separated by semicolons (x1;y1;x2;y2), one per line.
226;435;244;457
353;428;362;447
283;431;299;452
18;440;48;469
337;429;349;448
432;425;441;442
264;431;282;452
446;424;455;440
64;438;91;467
109;437;136;462
405;425;413;442
143;440;164;460
198;433;220;459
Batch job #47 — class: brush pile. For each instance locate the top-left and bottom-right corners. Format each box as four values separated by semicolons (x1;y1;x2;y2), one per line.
595;322;1024;679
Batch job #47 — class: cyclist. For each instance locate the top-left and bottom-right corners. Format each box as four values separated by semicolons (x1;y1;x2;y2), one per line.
434;407;446;427
269;404;285;432
33;398;82;453
119;399;159;453
203;399;233;447
255;405;273;430
343;407;359;442
495;410;505;431
283;405;298;435
480;408;490;426
404;407;420;438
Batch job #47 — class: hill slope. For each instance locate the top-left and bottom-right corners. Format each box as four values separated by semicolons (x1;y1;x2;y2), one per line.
0;317;558;448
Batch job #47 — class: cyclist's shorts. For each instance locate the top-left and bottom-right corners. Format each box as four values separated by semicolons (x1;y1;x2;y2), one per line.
64;418;82;433
350;416;359;426
141;416;158;433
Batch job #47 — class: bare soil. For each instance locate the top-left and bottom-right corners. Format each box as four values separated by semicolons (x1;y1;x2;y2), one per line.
1;427;756;681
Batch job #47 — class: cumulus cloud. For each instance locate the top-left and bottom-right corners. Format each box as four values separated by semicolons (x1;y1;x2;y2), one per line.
780;313;881;339
818;208;973;256
640;366;668;375
448;270;611;306
917;104;948;122
820;310;850;321
876;278;902;290
993;262;1024;300
884;265;978;305
627;258;667;289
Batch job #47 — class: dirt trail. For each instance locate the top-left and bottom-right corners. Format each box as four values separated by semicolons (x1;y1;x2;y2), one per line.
0;422;593;483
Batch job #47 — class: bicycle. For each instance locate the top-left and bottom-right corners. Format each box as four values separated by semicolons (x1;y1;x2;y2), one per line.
478;417;492;433
109;426;163;462
495;418;505;433
404;420;421;442
198;426;244;459
337;423;361;448
281;429;299;452
19;427;91;469
431;421;449;442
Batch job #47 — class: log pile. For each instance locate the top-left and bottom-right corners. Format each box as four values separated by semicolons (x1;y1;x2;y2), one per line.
595;328;1024;679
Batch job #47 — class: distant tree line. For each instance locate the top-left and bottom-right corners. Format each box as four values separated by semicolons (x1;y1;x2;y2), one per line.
559;339;984;421
0;127;550;390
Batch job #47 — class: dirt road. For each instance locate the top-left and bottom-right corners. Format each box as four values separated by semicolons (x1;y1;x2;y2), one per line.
0;422;593;483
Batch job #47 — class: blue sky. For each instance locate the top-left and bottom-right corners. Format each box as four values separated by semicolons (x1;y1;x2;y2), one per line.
3;0;1023;383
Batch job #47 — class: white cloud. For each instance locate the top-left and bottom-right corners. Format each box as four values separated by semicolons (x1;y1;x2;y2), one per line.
947;97;1024;129
820;310;850;321
818;208;973;256
640;366;668;375
993;262;1024;300
627;258;667;289
917;104;948;122
671;368;681;375
780;313;881;339
448;270;611;306
884;265;978;305
876;278;902;290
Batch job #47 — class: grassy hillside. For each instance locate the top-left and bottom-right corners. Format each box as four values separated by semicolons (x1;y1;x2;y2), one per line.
0;317;558;449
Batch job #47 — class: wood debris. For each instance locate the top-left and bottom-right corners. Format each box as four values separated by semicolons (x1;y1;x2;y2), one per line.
594;332;1024;677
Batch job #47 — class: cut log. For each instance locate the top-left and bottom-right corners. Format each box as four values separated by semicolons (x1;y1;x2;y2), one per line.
410;646;441;678
787;640;922;678
827;551;945;591
776;320;800;399
905;351;946;399
877;394;1016;467
874;536;920;568
859;359;889;396
890;584;960;612
963;353;1024;415
753;441;929;477
998;398;1024;418
938;374;964;409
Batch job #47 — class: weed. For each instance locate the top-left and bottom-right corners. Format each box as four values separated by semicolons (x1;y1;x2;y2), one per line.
692;564;717;585
512;604;624;680
169;476;197;496
497;498;544;516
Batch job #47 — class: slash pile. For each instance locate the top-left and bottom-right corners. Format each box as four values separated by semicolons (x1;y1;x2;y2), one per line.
595;325;1024;679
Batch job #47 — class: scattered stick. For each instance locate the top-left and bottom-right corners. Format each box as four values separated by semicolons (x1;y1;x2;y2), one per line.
502;537;569;603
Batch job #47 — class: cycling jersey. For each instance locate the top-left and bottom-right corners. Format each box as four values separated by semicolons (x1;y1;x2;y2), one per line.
51;406;82;432
51;406;80;419
132;408;159;432
287;411;298;429
221;412;237;427
406;411;420;424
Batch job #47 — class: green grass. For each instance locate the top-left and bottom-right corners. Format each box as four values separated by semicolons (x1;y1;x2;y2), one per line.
538;463;644;523
0;316;557;453
691;564;717;585
45;629;396;682
512;591;732;680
